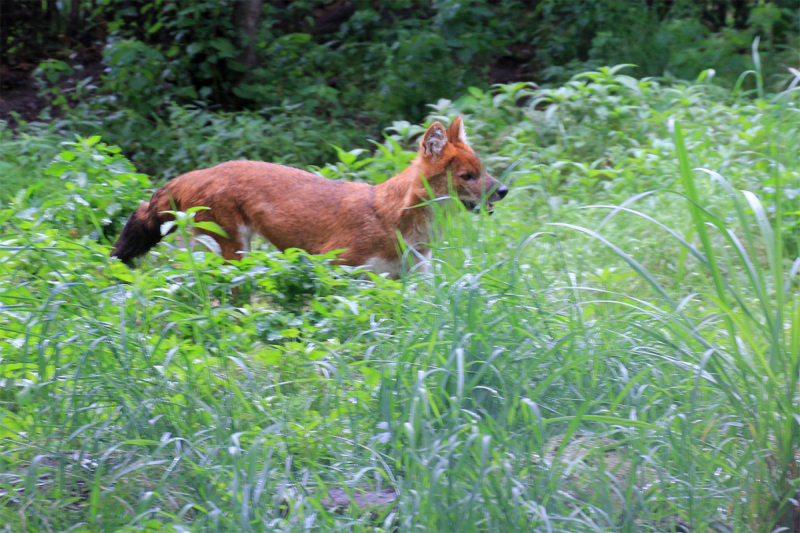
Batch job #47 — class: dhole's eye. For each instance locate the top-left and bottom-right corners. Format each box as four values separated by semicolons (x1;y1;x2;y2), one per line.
462;173;477;181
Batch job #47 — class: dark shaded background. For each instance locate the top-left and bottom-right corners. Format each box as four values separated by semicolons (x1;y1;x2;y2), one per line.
1;0;797;176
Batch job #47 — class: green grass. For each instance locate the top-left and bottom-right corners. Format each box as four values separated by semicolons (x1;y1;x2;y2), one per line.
1;65;800;532
0;120;63;198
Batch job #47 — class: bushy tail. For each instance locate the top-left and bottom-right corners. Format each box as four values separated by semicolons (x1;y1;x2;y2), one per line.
111;194;171;267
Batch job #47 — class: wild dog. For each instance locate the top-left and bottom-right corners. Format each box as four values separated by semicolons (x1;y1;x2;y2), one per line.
111;117;508;278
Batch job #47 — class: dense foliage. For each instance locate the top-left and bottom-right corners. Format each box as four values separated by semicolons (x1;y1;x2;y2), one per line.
2;0;798;179
2;61;800;531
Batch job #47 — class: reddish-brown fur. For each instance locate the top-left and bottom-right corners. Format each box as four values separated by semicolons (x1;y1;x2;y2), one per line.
111;117;508;278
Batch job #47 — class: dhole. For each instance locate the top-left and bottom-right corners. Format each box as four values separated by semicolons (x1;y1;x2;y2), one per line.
111;117;508;278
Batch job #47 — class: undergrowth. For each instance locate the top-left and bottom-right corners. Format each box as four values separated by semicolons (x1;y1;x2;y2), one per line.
1;64;800;532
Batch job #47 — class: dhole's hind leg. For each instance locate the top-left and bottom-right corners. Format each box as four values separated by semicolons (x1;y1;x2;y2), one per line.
192;228;245;261
218;239;244;261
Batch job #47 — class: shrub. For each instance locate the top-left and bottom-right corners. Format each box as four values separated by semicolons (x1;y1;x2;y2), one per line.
9;135;150;241
101;39;171;116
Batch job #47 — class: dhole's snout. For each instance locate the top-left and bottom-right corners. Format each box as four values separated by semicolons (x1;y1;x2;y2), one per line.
484;174;509;214
492;183;509;201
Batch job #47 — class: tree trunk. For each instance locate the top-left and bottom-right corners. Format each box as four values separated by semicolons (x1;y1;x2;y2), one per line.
46;0;60;38
646;0;675;21
233;0;264;70
731;0;750;30
710;0;728;31
68;0;81;42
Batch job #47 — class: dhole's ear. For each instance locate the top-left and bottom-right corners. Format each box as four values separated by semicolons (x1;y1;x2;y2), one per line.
447;116;467;144
420;122;448;160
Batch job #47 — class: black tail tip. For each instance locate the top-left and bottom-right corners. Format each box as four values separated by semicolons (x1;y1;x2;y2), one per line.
110;239;141;268
110;205;163;268
110;248;137;268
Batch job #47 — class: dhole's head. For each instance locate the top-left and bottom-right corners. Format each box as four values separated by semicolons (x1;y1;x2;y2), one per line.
416;117;508;214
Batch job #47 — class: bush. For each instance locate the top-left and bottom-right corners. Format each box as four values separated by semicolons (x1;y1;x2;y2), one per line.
0;121;63;203
102;39;171;116
8;135;149;242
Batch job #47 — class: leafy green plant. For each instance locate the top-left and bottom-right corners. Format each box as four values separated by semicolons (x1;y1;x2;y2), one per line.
31;59;74;111
101;38;171;115
0;121;64;201
11;135;150;241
